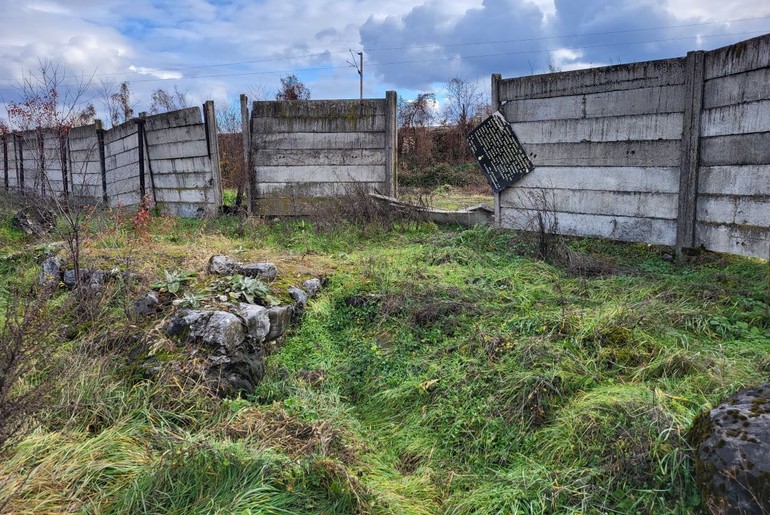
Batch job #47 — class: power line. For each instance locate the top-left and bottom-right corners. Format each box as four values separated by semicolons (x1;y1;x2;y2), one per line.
0;29;766;89
0;15;767;84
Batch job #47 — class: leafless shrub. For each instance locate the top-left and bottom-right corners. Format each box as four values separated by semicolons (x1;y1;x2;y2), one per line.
506;187;562;262
309;183;428;231
0;284;59;452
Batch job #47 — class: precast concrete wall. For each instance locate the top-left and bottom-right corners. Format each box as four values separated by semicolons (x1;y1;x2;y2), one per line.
495;33;770;259
696;36;770;257
250;92;397;216
2;104;222;218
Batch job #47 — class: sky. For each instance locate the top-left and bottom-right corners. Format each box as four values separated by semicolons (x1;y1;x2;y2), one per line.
0;0;768;124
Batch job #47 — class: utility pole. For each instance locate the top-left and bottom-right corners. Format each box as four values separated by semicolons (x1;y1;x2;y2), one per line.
347;50;364;113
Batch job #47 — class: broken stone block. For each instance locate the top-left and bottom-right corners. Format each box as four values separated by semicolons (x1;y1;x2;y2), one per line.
689;382;770;514
207;255;240;275
240;262;278;281
266;305;293;342
134;291;160;316
233;303;271;342
302;278;323;297
39;255;62;286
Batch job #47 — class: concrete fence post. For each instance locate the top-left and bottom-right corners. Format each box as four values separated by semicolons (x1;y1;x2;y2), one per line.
384;90;398;197
676;50;706;257
2;134;7;191
95;120;108;204
240;94;253;214
136;117;146;199
204;100;223;213
491;73;502;227
15;133;24;192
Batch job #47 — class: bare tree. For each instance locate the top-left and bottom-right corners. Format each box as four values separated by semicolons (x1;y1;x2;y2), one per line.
149;86;189;114
441;77;489;161
442;77;484;129
247;81;270;101
398;92;436;169
7;60;98;286
97;80;136;127
275;74;310;101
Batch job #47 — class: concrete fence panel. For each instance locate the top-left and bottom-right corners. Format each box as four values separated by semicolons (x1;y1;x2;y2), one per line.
3;105;222;218
494;33;770;258
250;92;397;216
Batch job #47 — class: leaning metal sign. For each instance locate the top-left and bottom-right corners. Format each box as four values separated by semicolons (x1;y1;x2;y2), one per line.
468;111;534;193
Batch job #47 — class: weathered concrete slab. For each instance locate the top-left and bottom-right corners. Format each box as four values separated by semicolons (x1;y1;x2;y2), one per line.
500;208;677;245
700;99;770;137
704;33;770;80
145;125;207;146
252;115;386;133
501;187;679;220
700;132;770;166
703;67;770;109
253;148;386;167
697;194;770;226
144;140;210;160
696;222;770;258
144;107;203;131
253;132;386;150
522;140;681;167
255;165;385;183
698;165;770;195
256;181;383;197
501;85;685;121
511;113;683;143
499;57;686;101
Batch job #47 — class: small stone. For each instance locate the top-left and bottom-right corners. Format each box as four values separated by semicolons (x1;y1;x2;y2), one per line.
134;291;160;315
62;269;77;289
39;255;62;286
288;286;308;309
302;278;323;297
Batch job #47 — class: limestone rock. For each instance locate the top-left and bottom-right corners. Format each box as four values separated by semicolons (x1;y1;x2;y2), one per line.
62;269;110;289
689;382;770;514
208;255;278;281
302;278;323;297
233;303;271;342
241;262;278;281
39;255;62;285
288;286;308;320
266;305;293;342
166;309;264;397
134;291;160;316
208;255;239;275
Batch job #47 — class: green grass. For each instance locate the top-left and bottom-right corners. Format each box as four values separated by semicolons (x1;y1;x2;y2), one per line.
1;202;768;513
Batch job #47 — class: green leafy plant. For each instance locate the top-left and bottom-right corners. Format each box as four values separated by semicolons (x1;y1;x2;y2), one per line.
152;270;197;295
176;291;204;309
211;274;279;306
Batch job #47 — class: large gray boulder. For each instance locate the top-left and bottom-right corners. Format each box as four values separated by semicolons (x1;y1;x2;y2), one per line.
689;382;770;514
